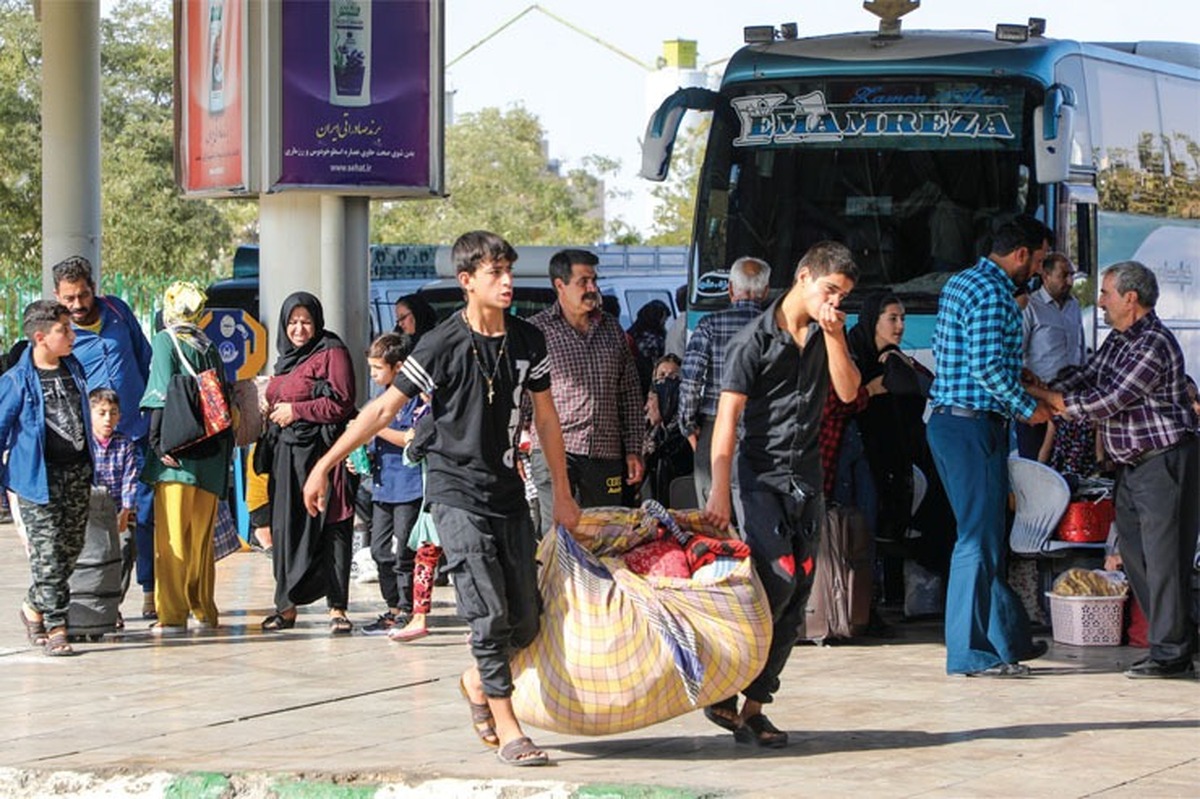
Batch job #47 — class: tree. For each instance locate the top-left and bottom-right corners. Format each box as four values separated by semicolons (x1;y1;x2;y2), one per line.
0;1;43;280
0;1;254;342
372;106;606;245
646;117;707;246
99;1;253;287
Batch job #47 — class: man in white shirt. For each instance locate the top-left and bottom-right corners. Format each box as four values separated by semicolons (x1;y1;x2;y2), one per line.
1017;252;1085;458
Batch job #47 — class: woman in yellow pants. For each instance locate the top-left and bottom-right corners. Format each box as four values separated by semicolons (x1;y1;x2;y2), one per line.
139;282;233;634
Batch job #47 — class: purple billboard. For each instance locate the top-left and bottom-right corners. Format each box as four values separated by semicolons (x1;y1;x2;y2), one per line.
277;0;440;193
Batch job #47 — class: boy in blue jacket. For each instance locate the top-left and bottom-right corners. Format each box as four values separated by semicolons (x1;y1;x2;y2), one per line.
2;301;94;656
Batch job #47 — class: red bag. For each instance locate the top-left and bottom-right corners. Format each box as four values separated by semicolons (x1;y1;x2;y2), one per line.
1126;593;1149;648
1057;498;1115;543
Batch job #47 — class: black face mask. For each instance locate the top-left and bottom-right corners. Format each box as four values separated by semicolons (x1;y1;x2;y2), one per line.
653;375;681;422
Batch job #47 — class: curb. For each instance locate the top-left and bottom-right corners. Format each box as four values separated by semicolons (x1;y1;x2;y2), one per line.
0;769;724;799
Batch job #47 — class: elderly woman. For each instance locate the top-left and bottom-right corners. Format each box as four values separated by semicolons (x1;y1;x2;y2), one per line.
140;281;232;634
259;292;357;633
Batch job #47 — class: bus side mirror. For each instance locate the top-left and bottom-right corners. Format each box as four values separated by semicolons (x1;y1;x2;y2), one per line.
640;87;720;182
1034;85;1076;184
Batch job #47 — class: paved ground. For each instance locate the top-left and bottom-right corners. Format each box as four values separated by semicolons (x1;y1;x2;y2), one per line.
1;522;1197;798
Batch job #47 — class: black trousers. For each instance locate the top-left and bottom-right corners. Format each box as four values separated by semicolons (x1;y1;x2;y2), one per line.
431;503;540;698
531;450;624;537
370;499;420;612
1114;437;1199;664
732;480;823;704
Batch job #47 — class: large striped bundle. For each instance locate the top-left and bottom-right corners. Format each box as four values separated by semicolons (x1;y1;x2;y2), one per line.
511;506;771;735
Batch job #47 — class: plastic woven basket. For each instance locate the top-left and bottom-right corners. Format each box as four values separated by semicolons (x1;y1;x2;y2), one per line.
1046;593;1126;646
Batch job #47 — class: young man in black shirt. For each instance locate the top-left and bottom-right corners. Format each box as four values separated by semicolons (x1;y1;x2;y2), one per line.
304;231;579;767
702;241;860;748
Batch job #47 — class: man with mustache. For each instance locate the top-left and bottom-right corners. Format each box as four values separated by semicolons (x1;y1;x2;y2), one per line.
52;256;156;621
1030;261;1198;679
526;249;644;537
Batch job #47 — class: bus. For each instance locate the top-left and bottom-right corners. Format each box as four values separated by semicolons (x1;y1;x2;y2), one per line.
641;7;1200;370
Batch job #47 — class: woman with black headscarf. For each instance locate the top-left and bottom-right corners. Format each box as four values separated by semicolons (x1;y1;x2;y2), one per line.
392;293;437;342
259;292;357;633
846;291;952;603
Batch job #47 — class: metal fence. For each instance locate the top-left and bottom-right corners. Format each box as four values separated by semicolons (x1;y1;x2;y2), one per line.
1;272;179;356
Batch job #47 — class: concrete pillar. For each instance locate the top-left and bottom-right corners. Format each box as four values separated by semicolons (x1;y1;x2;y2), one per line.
258;193;370;393
323;195;370;393
259;193;322;367
40;0;102;296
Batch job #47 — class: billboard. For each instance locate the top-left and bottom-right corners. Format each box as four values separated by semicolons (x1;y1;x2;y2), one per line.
273;0;444;195
176;0;247;195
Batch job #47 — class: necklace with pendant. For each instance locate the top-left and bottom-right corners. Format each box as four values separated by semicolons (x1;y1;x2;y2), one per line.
462;311;508;404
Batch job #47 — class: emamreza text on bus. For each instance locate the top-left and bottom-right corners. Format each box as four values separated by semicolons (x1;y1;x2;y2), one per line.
642;6;1200;371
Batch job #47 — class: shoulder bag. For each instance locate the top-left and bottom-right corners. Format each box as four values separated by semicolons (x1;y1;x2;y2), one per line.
160;330;232;457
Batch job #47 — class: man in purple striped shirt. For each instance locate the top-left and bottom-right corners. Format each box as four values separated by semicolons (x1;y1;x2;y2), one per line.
1035;261;1198;679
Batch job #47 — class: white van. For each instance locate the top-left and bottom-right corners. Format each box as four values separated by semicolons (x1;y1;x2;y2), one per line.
411;245;687;330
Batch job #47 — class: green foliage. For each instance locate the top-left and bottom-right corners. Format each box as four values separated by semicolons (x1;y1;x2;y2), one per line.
0;0;252;343
647;118;707;246
372;106;605;245
1097;133;1200;219
99;1;246;287
0;0;43;278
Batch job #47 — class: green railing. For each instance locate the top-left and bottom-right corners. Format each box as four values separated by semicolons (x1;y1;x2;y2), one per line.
1;272;182;352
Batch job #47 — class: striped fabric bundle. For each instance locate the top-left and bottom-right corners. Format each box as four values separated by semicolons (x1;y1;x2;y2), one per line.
511;506;771;735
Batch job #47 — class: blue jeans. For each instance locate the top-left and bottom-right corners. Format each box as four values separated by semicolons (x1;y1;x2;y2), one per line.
134;441;155;592
927;413;1032;673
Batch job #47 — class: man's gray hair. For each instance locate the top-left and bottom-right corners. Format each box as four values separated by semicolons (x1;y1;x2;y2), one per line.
729;256;771;298
1103;260;1159;308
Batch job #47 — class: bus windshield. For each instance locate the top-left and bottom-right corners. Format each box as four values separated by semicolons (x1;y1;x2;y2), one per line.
692;77;1036;313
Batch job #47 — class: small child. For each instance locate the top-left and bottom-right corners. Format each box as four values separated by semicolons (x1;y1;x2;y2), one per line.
359;333;424;635
89;388;139;536
2;300;94;656
89;387;139;628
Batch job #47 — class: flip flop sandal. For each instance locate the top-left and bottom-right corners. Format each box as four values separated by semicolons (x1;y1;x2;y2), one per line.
733;713;789;748
19;608;47;647
329;616;353;635
261;612;296;631
458;676;500;748
703;696;741;733
496;736;549;767
43;629;75;657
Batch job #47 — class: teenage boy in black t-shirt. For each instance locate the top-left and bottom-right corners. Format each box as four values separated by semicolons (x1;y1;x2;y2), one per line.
304;231;579;767
701;241;861;748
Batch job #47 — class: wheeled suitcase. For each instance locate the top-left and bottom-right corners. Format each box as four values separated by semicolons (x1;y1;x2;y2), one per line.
800;503;873;643
68;488;124;640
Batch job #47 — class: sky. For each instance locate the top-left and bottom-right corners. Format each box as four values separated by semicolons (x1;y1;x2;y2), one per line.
444;0;1200;238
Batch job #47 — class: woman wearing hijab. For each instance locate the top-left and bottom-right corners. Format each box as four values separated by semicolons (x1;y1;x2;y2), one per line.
140;281;232;633
392;293;437;342
259;292;358;633
846;291;952;604
627;299;672;394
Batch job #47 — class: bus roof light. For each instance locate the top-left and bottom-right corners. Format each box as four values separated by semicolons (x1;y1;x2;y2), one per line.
1028;18;1047;37
995;23;1030;43
780;22;799;40
744;25;776;43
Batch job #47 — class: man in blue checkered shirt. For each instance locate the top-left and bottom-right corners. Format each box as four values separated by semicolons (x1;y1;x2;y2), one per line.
927;215;1054;678
679;256;771;507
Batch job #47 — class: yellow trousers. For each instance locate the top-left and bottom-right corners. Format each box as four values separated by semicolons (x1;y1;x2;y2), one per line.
154;483;219;627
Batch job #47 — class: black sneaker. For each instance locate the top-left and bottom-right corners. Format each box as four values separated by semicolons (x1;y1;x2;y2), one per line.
1124;658;1195;680
362;612;405;636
